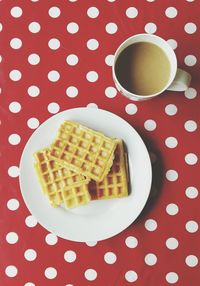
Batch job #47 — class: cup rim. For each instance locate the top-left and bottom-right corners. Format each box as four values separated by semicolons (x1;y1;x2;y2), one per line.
112;33;178;99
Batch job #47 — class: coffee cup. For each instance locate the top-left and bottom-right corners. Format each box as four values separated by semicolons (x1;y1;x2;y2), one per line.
112;33;192;101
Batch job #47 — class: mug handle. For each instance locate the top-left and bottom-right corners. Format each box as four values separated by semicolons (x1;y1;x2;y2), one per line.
167;68;192;91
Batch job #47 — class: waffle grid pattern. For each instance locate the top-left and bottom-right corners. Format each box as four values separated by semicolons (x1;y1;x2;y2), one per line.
34;149;90;208
50;121;117;182
88;140;129;200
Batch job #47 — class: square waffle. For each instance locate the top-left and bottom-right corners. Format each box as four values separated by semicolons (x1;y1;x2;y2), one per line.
49;121;117;182
88;139;129;200
34;149;91;208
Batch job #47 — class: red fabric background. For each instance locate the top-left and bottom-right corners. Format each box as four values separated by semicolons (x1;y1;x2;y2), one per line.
0;1;199;285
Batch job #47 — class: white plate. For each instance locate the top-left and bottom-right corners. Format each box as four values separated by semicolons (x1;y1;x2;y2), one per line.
19;108;152;242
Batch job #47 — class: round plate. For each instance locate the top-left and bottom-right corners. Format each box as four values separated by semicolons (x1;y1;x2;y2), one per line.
19;108;152;242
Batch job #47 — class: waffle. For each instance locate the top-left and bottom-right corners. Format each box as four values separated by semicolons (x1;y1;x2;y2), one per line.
49;121;117;182
34;149;91;208
88;139;129;200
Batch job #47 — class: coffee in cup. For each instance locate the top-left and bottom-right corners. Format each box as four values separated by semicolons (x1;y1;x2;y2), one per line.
112;34;192;101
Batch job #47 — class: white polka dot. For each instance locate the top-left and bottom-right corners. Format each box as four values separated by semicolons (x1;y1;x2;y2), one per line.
0;23;3;32
184;87;197;99
45;233;58;245
185;220;198;233
8;166;20;178
184;22;197;34
126;7;138;18
166;237;179;250
48;38;60;50
9;101;21;113
48;70;60;82
145;219;157;231
185;153;198;165
167;39;178;50
66;54;79;66
86;71;98;82
144;119;156;131
64;250;77;263
10;38;22;49
24;283;35;286
87;39;99;50
87;7;99;18
10;6;23;18
185;255;198;267
125;103;138;115
125;271;138;282
144;253;157;266
144;22;157;34
28;22;41;33
48;7;61;18
184;55;197;66
8;134;21;145
28;53;40;65
84;269;97;281
6;232;19;244
125;236;138;248
107;0;116;2
87;103;98;108
9;70;22;81
27;118;40;129
67;22;79;34
45;267;57;279
166;170;178;182
24;249;37;261
28;85;40;97
85;241;97;247
0;55;2;62
146;0;155;2
7;199;19;211
68;0;77;2
184;120;197;132
166;272;179;284
185;186;198;199
66;86;78;98
186;0;195;2
165;7;178;18
165;104;177;116
5;265;18;277
105;86;117;98
105;54;114;66
25;215;37;228
165;137;178;148
47;102;60;114
104;252;117;264
105;23;118;34
166;204;179;215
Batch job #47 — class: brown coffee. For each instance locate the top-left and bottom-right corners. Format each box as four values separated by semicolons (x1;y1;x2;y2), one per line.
115;42;171;96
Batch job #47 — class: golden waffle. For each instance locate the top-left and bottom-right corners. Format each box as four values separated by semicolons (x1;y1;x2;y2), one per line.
49;121;117;182
88;139;129;200
34;149;91;208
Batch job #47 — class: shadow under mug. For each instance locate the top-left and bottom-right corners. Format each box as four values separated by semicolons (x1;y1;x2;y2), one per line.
112;33;192;101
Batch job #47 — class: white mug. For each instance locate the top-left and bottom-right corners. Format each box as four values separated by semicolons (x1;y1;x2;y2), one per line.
112;33;192;101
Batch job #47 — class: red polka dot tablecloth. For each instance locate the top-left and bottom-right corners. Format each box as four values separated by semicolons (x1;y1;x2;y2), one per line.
0;0;199;285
